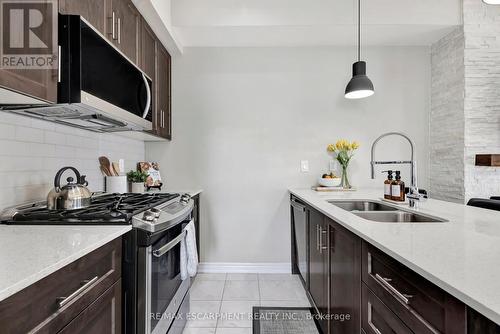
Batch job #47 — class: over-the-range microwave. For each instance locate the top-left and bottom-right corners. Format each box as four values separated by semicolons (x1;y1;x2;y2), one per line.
0;15;153;133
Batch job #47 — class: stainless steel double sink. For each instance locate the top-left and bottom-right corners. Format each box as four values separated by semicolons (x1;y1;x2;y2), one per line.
328;200;447;223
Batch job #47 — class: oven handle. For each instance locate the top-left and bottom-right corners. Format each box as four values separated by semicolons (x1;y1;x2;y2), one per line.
152;230;187;258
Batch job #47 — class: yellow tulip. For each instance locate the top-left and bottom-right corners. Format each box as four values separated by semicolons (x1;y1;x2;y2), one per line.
327;144;336;152
329;139;360;153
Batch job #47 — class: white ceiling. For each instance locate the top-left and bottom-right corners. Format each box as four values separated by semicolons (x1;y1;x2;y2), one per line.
154;0;463;48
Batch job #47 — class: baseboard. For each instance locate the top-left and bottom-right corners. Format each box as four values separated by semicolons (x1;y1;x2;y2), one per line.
198;262;291;274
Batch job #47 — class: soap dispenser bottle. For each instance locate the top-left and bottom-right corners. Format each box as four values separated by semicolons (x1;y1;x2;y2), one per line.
383;170;393;200
391;171;406;202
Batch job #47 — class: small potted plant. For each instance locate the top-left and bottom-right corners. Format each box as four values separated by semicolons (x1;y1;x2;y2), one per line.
126;170;148;193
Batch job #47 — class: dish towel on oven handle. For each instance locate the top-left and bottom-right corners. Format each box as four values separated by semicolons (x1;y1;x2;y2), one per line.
180;219;198;280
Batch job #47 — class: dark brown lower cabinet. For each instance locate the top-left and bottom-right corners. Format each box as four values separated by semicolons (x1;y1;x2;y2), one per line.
329;218;361;334
309;208;329;334
362;242;466;334
468;308;500;334
362;283;412;334
290;196;500;334
0;237;122;334
58;279;121;334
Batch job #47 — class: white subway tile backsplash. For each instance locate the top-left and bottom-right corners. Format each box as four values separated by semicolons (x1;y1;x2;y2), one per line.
15;126;44;143
43;131;66;145
0;113;145;208
0;123;16;139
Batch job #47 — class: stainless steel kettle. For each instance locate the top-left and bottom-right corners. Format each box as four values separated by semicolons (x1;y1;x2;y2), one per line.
47;167;92;210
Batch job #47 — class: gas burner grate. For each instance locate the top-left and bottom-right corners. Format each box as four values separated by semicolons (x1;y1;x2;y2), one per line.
5;192;180;225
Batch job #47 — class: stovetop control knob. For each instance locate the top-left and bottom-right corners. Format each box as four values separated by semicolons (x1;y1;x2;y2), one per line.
180;194;191;205
150;208;161;218
143;212;155;221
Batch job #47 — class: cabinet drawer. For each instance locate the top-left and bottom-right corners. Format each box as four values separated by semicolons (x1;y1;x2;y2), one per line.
362;242;466;334
57;279;121;334
362;283;412;334
0;237;122;334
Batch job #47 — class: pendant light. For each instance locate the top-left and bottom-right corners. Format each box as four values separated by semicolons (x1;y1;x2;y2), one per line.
345;0;374;99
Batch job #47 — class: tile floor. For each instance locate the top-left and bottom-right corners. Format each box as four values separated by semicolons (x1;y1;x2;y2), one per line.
182;273;311;334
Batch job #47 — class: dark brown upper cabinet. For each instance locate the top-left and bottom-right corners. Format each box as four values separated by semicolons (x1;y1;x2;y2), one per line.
110;0;140;64
156;43;172;139
59;0;107;35
0;0;57;103
0;68;58;103
139;18;156;127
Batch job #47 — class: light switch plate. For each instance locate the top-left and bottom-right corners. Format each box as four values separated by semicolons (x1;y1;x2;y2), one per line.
300;160;309;172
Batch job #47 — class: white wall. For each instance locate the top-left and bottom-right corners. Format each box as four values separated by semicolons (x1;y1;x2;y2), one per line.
146;46;431;264
0;113;145;208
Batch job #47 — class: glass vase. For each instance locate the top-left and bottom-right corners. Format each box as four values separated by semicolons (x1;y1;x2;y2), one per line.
341;164;351;189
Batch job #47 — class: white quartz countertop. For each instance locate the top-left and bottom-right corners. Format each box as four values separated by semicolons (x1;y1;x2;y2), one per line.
0;225;131;302
289;188;500;325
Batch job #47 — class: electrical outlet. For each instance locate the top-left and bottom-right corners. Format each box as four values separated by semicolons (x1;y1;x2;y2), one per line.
300;160;309;172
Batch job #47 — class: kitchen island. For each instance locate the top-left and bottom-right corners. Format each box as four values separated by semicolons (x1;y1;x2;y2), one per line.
290;188;500;333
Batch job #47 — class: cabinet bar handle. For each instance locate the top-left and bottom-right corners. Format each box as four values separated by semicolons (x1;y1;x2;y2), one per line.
110;11;116;40
367;302;382;334
320;228;327;253
374;273;413;305
117;17;121;44
56;276;99;308
319;226;322;253
316;225;320;251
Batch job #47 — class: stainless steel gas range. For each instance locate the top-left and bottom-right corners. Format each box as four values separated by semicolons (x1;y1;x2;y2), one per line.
1;192;194;334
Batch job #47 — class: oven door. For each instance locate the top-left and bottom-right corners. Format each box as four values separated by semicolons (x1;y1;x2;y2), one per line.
138;223;191;334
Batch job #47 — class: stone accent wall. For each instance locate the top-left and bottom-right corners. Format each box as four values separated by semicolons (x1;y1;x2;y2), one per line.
430;27;465;202
430;2;500;202
463;0;500;200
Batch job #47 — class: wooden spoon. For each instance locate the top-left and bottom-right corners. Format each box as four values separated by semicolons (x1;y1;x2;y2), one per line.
112;162;121;176
98;156;112;176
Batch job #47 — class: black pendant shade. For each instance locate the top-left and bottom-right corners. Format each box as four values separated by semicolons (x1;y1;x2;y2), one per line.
345;0;374;99
345;61;374;99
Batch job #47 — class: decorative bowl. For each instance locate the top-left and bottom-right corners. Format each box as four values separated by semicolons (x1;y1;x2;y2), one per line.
318;177;341;187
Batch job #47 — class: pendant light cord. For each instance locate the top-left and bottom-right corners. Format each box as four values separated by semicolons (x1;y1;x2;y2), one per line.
358;0;361;61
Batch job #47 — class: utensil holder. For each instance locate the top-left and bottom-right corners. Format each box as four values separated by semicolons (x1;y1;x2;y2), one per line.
105;176;127;193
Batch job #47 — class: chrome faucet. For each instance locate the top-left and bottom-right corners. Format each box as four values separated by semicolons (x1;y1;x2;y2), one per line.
370;132;425;208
